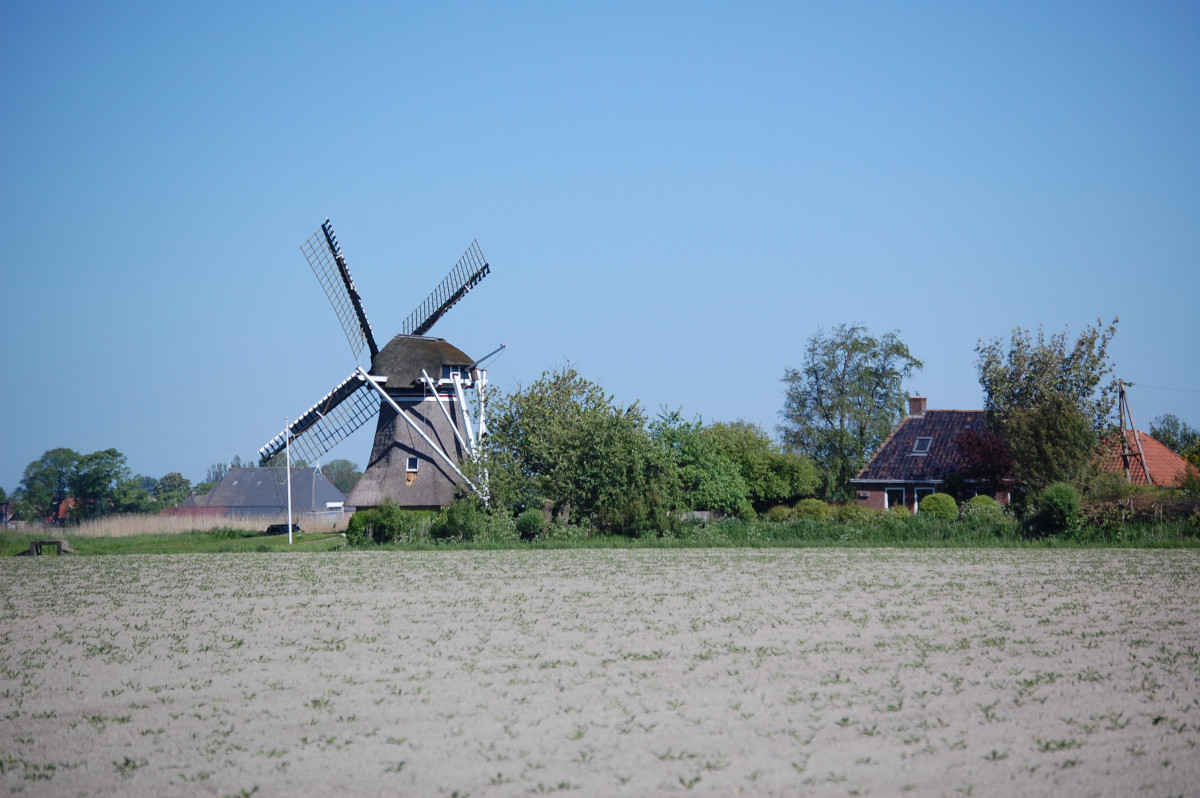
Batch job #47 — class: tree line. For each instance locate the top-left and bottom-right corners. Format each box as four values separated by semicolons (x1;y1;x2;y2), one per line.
6;316;1196;530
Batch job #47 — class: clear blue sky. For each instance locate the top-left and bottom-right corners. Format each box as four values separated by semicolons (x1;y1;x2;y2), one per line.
2;1;1198;491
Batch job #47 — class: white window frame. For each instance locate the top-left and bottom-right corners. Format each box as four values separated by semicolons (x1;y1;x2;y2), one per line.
405;457;419;473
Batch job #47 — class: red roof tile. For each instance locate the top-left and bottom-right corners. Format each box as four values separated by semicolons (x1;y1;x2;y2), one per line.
853;410;986;483
1098;430;1192;486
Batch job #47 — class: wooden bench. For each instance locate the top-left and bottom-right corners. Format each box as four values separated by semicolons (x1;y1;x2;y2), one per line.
16;539;77;556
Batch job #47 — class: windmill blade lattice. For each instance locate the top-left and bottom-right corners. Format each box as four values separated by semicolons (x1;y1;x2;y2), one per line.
400;240;490;336
301;220;379;360
258;371;379;468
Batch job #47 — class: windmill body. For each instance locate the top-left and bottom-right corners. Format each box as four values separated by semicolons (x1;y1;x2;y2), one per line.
350;335;477;509
258;219;495;510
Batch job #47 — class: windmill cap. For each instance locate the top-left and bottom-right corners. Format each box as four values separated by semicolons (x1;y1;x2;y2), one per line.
372;335;474;390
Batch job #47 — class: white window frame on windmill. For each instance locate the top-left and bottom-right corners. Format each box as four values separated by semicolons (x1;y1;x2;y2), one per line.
406;457;419;473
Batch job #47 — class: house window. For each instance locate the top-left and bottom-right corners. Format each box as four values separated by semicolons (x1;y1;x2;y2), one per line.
406;457;419;473
441;365;464;380
885;487;906;510
911;437;933;455
914;486;934;510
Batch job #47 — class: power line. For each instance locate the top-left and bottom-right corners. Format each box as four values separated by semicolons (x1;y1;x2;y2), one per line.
1127;383;1200;394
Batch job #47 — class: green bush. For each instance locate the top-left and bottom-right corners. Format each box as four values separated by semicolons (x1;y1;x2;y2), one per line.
764;505;794;523
346;501;424;546
918;492;958;520
959;494;1006;523
793;498;831;521
430;498;487;542
515;508;545;541
834;503;878;525
1029;482;1081;536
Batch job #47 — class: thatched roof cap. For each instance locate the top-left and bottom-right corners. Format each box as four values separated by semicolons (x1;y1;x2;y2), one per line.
370;335;473;390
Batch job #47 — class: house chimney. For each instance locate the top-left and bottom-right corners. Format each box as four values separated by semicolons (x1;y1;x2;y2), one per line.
908;395;927;417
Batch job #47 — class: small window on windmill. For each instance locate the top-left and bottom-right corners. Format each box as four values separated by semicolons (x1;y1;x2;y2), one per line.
911;437;933;456
441;364;461;381
406;457;419;473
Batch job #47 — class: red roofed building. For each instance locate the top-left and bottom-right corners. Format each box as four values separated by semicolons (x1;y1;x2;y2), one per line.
1098;430;1193;487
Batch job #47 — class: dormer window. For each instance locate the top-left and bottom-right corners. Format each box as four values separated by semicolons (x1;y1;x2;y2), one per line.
911;437;933;455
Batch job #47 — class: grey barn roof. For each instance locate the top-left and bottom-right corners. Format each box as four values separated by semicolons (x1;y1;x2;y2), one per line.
190;467;346;513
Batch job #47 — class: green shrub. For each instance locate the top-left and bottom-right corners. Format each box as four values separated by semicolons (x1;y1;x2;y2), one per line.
346;501;424;546
430;498;487;542
793;498;831;521
1028;482;1081;536
918;492;957;520
834;503;878;525
764;505;794;523
959;494;1006;523
515;508;545;541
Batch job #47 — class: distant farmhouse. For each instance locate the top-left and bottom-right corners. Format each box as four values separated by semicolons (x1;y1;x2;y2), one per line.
851;397;1006;513
853;396;1194;513
165;467;346;522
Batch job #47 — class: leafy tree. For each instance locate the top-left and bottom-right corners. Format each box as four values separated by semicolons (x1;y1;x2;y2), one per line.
1150;413;1199;455
488;366;680;535
975;318;1118;491
0;486;7;503
69;449;130;519
780;324;923;501
113;479;158;514
1002;392;1097;489
19;448;80;523
702;421;818;511
976;317;1119;432
650;410;751;517
154;472;193;506
320;459;363;495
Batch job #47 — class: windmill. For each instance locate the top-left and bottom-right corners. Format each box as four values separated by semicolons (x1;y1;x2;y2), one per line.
257;219;500;510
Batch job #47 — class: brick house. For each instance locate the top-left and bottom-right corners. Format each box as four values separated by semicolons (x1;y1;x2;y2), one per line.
851;397;1011;513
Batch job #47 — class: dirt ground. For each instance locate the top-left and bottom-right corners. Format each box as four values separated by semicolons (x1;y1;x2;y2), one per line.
1;549;1197;797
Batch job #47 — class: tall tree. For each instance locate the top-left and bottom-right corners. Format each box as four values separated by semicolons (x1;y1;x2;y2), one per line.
69;449;130;519
1002;393;1097;490
19;448;80;523
975;317;1119;432
488;366;680;534
320;459;363;495
702;421;818;510
975;318;1119;489
650;410;752;517
154;472;193;506
779;325;922;501
1150;413;1199;455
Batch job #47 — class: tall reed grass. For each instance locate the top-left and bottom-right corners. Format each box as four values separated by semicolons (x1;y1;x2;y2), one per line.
66;512;347;537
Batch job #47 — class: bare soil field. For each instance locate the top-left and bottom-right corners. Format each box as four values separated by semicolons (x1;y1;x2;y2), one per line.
1;549;1197;797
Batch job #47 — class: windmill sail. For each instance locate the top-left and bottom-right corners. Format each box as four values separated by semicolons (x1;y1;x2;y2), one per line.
258;371;379;466
301;219;379;360
400;240;490;336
